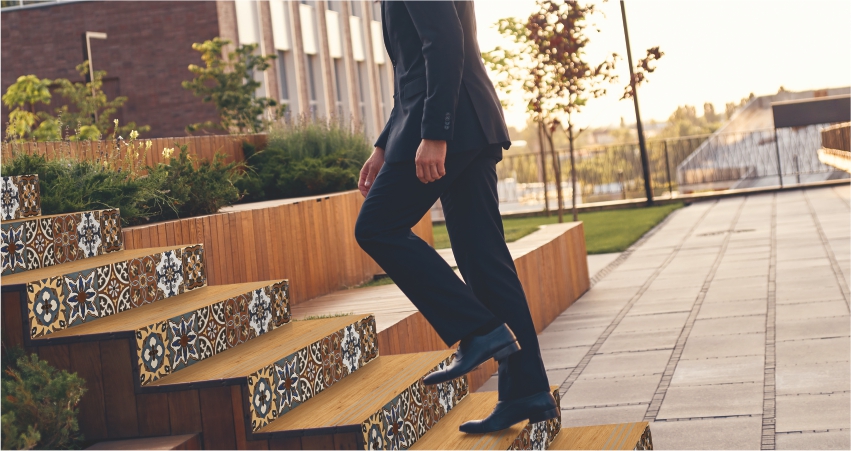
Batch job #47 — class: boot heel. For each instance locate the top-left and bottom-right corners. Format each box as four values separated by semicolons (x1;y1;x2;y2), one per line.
529;407;559;423
492;340;521;361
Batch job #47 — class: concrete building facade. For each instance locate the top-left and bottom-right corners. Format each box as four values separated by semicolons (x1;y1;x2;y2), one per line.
1;0;394;140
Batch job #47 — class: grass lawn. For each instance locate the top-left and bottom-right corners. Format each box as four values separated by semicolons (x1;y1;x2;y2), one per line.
432;202;683;254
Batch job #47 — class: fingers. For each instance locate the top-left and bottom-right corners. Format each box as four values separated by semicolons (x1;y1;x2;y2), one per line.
416;161;426;184
358;163;371;197
415;161;447;184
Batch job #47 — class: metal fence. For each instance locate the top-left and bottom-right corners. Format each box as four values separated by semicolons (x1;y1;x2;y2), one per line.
495;123;848;208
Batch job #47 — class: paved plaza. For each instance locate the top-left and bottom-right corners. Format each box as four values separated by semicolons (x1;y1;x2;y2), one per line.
478;185;851;449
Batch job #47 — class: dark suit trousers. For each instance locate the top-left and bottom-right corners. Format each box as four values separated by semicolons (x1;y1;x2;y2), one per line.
354;143;550;400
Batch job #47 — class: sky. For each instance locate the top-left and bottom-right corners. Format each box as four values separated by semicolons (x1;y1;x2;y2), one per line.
473;0;851;131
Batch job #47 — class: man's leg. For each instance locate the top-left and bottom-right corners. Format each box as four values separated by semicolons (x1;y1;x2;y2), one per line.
354;147;499;347
440;151;550;400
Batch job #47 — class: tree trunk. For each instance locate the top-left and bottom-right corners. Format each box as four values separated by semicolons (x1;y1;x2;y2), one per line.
537;122;550;217
568;123;578;222
545;126;564;223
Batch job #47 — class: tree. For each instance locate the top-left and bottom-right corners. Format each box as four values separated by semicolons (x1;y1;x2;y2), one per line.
2;75;58;141
182;38;283;134
487;0;619;222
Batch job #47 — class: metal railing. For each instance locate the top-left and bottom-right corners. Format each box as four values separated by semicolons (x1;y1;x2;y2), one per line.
495;124;848;208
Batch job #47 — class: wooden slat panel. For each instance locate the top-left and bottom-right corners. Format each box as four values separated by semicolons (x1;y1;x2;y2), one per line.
70;342;108;441
199;386;237;450
100;339;139;439
168;390;203;435
136;393;172;436
230;385;270;450
1;289;25;349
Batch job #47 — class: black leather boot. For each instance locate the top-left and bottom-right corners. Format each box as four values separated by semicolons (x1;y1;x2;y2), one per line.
422;323;520;386
459;390;559;433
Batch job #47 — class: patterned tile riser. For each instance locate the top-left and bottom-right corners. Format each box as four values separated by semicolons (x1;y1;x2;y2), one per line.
1;175;41;221
360;354;470;451
1;208;123;276
508;389;562;451
247;315;379;432
136;280;288;386
27;244;206;340
634;425;653;450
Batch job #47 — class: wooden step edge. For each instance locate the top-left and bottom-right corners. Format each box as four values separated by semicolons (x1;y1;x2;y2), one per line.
146;313;372;393
1;174;41;223
252;349;467;446
2;208;124;277
11;244;208;342
548;421;652;450
409;386;561;450
85;433;201;450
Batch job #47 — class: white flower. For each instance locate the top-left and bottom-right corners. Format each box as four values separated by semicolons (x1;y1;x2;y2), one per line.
129;130;139;140
162;147;174;159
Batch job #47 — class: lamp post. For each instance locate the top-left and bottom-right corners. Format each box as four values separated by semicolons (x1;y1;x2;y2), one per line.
619;1;654;206
82;31;108;122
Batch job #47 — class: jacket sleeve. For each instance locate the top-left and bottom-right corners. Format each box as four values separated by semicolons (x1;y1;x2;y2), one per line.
403;1;464;141
373;101;396;149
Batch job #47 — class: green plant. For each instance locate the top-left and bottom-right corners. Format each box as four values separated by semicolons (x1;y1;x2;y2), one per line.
2;62;149;142
237;117;371;202
1;347;86;449
150;144;245;220
182;37;283;134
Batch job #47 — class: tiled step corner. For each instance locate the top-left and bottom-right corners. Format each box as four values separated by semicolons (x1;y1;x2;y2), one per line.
2;208;123;275
134;279;290;385
1;174;41;221
255;349;468;450
244;314;380;431
409;386;561;450
20;244;207;339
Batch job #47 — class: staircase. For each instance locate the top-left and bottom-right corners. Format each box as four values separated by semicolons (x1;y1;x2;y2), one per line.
1;174;653;450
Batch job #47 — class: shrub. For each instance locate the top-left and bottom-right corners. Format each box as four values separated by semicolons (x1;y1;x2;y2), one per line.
1;347;86;450
150;144;245;221
238;116;371;202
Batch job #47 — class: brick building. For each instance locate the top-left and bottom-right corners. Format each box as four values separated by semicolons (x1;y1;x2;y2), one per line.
1;0;394;140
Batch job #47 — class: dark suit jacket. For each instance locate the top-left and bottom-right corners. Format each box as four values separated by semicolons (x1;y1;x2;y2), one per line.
375;0;512;163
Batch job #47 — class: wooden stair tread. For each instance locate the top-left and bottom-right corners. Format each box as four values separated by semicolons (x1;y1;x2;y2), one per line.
86;433;201;450
42;280;279;339
2;245;185;286
149;314;370;386
257;350;454;433
548;422;651;450
410;390;530;450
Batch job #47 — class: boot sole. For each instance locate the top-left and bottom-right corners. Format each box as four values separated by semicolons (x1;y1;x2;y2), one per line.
459;407;561;434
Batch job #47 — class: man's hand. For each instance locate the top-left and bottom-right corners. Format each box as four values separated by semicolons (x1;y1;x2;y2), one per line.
415;139;447;184
359;147;386;197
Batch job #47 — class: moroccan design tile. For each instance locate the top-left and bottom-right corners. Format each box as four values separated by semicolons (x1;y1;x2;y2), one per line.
2;222;26;275
341;322;362;376
361;410;387;450
509;389;561;450
16;175;40;218
320;331;345;386
381;393;419;450
1;176;20;220
128;254;162;308
99;209;123;254
248;287;273;337
359;315;379;366
24;218;55;271
510;427;532;451
273;354;302;416
636;424;653;450
197;303;228;356
167;312;200;371
96;261;130;316
248;365;277;431
63;270;99;327
270;280;290;327
400;385;423;443
416;382;441;439
156;248;184;298
52;214;80;264
224;294;251;347
302;341;325;398
136;322;170;384
27;277;66;338
180;244;206;291
76;211;102;258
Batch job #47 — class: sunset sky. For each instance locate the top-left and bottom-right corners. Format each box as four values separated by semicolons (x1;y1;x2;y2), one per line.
472;0;851;131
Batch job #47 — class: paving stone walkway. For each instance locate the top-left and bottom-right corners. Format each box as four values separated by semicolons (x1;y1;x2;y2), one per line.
478;186;850;450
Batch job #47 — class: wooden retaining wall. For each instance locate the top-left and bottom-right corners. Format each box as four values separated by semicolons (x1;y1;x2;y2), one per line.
120;190;434;306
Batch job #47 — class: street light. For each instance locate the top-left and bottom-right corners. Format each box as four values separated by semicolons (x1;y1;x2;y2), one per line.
82;31;107;122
